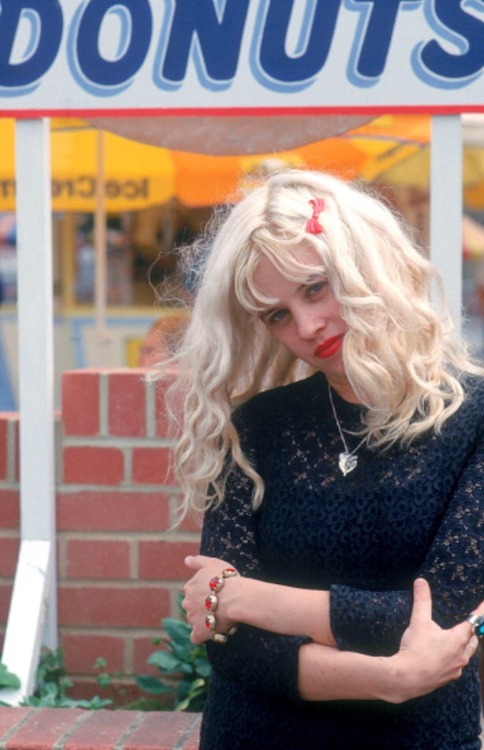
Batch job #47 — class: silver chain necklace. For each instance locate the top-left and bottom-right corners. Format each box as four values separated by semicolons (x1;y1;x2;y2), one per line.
328;385;367;476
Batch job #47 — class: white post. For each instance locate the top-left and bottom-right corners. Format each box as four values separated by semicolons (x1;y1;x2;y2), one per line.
430;115;463;335
94;129;113;365
1;118;57;704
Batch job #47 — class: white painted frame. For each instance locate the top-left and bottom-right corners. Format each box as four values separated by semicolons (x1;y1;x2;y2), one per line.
1;119;57;704
430;116;463;335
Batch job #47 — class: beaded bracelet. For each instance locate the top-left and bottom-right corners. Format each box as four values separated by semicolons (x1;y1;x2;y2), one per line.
204;566;239;644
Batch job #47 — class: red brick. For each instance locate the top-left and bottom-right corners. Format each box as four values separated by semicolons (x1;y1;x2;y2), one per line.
61;633;126;675
0;707;33;737
62;371;100;436
65;539;131;579
131;447;174;485
57;491;171;532
0;536;19;577
0;418;7;481
108;370;146;437
0;490;19;529
64;709;139;750
0;416;19;483
133;636;165;676
154;375;179;438
0;709;202;750
177;508;203;533
58;586;170;628
182;716;202;750
12;419;19;483
5;706;86;749
63;447;124;485
0;584;13;626
125;711;199;750
138;541;200;580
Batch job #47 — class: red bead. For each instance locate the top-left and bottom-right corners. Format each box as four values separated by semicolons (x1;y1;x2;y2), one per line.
205;613;216;630
209;575;223;592
205;594;218;611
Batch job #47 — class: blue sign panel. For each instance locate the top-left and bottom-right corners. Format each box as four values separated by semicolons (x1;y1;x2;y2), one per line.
0;0;482;115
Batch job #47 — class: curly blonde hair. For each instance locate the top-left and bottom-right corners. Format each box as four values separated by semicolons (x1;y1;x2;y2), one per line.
166;169;482;518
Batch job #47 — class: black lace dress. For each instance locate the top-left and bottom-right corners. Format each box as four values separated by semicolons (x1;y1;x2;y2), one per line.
199;372;483;750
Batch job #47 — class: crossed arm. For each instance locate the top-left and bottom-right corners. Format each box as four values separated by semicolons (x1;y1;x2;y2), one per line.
183;554;481;704
181;440;483;704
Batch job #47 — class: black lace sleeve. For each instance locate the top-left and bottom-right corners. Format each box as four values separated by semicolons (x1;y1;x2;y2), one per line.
200;461;308;701
330;415;484;655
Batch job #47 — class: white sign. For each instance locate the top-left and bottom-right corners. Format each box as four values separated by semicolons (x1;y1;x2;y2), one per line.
0;0;483;116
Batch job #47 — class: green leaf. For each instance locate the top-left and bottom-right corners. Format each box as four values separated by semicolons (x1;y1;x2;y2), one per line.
0;668;21;690
136;675;173;695
162;619;191;645
170;643;192;663
147;651;182;672
175;680;207;712
175;695;192;711
194;660;212;679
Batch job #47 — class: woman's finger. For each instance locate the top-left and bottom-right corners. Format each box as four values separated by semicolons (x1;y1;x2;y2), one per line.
184;554;206;570
468;636;479;654
408;578;432;628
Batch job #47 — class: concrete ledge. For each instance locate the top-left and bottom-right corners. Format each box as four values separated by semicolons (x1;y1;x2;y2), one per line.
0;707;201;749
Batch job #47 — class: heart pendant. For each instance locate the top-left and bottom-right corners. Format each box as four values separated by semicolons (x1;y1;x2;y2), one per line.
338;451;358;476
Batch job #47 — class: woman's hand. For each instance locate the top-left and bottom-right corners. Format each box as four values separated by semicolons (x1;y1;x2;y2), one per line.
182;555;241;644
183;555;334;646
386;578;482;704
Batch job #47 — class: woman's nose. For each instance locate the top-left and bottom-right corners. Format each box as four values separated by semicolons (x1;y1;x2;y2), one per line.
294;310;324;340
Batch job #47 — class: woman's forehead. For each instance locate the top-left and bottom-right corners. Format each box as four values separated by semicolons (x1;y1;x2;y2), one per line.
252;243;324;277
251;245;324;296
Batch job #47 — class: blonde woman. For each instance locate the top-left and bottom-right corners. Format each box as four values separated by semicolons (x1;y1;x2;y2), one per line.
168;170;483;750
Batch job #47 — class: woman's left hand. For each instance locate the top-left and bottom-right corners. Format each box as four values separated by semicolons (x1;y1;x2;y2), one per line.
182;554;240;644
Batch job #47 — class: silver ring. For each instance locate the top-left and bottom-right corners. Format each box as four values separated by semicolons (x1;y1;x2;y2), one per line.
466;614;484;639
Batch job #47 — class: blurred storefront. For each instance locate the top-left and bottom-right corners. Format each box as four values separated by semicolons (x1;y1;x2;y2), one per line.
0;114;483;409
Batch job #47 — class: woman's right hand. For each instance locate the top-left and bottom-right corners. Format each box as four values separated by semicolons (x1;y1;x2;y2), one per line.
386;578;482;704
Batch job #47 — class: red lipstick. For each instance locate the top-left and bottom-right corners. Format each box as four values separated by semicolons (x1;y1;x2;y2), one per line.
314;335;344;359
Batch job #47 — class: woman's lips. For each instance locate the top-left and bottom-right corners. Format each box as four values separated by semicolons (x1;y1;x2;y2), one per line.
314;335;344;359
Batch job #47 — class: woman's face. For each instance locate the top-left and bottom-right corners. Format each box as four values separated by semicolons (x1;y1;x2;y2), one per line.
253;244;358;401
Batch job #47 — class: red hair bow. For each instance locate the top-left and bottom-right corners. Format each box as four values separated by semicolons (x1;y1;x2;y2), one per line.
306;198;325;234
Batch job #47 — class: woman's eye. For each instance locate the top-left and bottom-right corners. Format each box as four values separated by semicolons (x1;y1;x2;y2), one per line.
307;281;326;296
268;309;287;325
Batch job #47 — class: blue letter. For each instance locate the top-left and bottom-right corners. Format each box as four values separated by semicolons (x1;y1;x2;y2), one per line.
419;0;484;80
348;0;416;79
257;0;341;85
75;0;152;87
0;0;62;88
161;0;250;86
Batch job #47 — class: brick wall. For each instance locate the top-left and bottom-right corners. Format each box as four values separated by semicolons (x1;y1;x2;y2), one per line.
0;368;201;704
0;707;201;749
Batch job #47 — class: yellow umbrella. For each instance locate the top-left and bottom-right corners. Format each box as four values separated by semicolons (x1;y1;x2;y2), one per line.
0;118;176;213
0;117;368;212
341;114;484;210
463;215;484;259
344;114;430;183
168;115;435;208
170;137;369;208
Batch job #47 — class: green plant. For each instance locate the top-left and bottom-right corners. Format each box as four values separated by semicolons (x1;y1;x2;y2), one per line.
20;647;112;709
136;595;211;711
0;663;20;691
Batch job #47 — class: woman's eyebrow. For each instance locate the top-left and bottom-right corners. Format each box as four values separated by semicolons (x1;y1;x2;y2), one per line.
258;278;321;319
258;306;279;321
